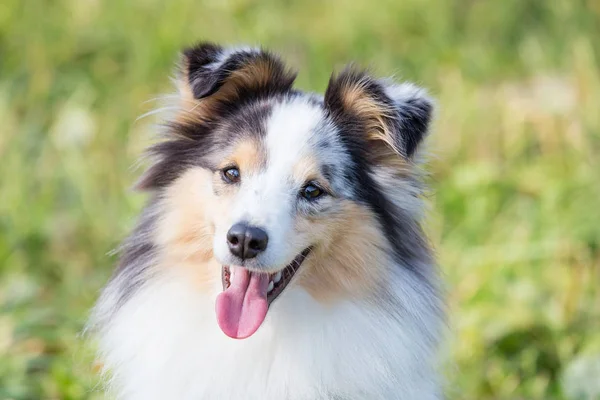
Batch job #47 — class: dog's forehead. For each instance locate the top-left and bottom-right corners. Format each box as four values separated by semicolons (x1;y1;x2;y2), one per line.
223;96;345;179
262;97;349;185
264;98;327;163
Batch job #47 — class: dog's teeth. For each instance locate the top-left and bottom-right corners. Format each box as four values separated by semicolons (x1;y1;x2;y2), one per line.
267;281;274;293
273;272;282;283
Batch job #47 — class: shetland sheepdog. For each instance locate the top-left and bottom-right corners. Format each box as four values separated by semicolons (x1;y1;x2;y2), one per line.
89;42;444;399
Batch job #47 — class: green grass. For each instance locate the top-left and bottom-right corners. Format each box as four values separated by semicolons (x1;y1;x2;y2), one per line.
1;0;599;398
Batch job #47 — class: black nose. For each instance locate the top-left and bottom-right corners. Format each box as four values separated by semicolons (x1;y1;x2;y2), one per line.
226;223;269;260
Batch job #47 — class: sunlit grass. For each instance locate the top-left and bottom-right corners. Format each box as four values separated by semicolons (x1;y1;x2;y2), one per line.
1;0;599;398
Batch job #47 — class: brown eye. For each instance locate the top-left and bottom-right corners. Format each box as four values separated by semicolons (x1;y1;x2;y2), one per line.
221;167;240;184
301;183;324;201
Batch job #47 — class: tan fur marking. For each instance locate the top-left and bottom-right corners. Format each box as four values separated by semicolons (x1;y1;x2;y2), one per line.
340;80;407;166
292;155;333;193
229;58;277;89
155;168;221;291
297;201;388;303
227;139;265;175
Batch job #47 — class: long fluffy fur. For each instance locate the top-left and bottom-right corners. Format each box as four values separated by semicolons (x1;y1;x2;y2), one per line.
88;42;444;400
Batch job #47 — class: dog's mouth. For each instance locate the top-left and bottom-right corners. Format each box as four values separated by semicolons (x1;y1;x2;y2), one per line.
215;247;312;340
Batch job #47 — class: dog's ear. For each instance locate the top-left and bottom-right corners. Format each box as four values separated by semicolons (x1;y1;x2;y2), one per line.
134;43;296;192
324;67;433;161
177;42;297;119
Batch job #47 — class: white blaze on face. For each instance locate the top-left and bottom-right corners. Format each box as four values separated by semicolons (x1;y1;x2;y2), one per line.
213;99;325;271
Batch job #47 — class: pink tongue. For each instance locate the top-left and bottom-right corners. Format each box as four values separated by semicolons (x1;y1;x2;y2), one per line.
215;268;269;339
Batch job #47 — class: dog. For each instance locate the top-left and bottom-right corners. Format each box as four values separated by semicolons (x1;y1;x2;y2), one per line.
89;42;444;399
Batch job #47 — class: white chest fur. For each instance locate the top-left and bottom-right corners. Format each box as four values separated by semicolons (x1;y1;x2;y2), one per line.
93;270;442;400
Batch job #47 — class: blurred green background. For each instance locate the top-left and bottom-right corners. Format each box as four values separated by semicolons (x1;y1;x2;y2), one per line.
1;0;600;399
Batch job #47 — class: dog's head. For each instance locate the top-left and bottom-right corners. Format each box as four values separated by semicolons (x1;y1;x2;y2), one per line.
137;43;433;339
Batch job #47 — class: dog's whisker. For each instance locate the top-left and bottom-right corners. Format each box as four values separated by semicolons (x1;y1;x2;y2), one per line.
135;106;179;122
141;94;180;105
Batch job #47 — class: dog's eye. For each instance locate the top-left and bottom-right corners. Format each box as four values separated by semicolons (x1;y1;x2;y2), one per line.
300;183;324;201
221;167;240;184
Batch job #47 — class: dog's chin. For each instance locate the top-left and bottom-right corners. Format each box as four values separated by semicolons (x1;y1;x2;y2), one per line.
220;247;312;306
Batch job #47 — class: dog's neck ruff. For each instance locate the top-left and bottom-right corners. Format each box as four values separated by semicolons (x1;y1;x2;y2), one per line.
92;263;443;400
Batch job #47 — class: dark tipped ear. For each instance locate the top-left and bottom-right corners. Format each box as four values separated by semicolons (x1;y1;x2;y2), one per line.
181;42;226;99
134;43;296;192
178;42;297;113
324;67;433;159
382;79;434;157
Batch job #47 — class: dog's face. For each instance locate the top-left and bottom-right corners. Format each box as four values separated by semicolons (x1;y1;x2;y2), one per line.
207;98;345;274
137;43;433;338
